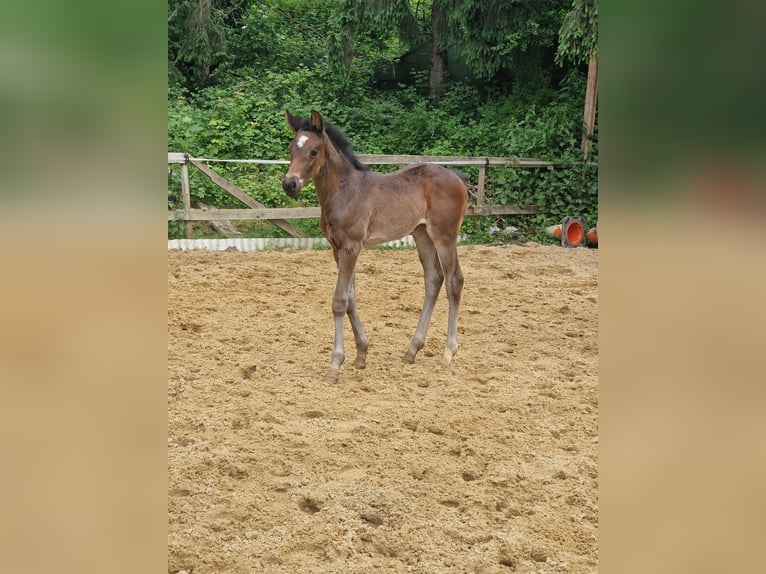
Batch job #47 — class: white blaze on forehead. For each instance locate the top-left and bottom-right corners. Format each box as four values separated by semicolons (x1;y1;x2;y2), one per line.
297;134;309;148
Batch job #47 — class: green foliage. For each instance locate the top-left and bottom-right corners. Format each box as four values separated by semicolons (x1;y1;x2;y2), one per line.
167;171;186;239
329;1;571;98
228;0;338;73
556;0;598;65
328;0;419;90
168;0;251;89
443;0;570;79
167;0;598;242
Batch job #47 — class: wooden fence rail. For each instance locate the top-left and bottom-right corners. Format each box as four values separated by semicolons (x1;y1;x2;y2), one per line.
167;152;571;239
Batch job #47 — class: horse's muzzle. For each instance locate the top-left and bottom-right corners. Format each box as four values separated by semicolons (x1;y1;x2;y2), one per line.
282;176;302;199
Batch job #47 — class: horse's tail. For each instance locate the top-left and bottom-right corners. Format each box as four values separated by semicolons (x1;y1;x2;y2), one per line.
448;168;470;183
447;167;471;185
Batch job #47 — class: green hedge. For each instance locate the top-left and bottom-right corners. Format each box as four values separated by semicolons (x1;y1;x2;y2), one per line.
168;66;597;241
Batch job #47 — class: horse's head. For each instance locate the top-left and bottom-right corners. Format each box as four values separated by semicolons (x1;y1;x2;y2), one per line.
282;109;326;199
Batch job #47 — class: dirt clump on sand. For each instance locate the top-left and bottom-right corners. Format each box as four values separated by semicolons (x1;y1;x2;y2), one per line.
168;243;598;573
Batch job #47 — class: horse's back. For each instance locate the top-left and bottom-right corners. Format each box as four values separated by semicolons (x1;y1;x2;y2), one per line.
394;162;465;198
398;162;464;182
413;162;467;205
391;163;467;237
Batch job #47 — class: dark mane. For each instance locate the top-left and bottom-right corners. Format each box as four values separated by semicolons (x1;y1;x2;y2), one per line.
295;116;369;172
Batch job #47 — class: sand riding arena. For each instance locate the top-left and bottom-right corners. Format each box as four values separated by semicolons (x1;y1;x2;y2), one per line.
168;243;598;573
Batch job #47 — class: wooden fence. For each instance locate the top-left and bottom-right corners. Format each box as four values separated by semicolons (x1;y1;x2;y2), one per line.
168;152;560;238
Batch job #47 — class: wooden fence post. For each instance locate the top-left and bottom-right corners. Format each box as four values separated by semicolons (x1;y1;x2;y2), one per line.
180;159;192;239
581;50;598;160
476;163;487;206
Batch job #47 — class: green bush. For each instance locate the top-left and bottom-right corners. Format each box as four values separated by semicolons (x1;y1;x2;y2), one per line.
167;64;597;241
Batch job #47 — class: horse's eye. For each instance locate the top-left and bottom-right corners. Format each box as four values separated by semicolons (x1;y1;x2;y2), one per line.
309;148;319;158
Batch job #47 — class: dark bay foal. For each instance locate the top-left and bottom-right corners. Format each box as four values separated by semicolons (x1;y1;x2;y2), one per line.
282;110;467;384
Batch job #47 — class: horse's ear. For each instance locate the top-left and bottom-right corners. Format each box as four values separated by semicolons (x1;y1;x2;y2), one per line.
310;110;324;133
285;109;300;133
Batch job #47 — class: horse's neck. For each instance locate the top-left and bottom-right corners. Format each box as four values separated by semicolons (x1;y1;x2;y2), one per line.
314;145;358;204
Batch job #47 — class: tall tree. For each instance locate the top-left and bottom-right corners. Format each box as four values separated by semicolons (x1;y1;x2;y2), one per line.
331;0;569;100
329;0;423;88
442;0;567;79
556;0;598;159
428;0;448;100
168;0;250;88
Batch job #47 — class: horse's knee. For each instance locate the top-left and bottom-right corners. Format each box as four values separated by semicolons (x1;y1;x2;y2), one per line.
426;274;443;296
445;269;463;300
434;264;445;282
332;293;348;315
453;268;464;293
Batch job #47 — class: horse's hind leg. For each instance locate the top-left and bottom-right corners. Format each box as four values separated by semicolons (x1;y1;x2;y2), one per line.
404;225;444;363
435;241;464;364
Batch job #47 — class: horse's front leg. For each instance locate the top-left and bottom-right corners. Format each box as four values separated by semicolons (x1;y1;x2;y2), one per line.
326;244;361;384
346;273;369;369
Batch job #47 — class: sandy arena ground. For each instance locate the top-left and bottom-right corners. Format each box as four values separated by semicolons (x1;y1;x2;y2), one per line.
168;243;598;573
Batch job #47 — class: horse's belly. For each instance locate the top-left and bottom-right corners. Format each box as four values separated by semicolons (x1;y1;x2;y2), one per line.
363;217;425;247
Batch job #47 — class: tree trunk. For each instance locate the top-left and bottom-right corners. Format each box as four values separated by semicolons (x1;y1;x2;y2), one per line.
581;49;598;160
429;0;447;101
430;44;447;100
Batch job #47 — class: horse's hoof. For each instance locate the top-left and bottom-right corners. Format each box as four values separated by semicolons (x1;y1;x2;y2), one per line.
402;353;416;364
353;356;366;369
444;346;458;364
325;368;339;384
